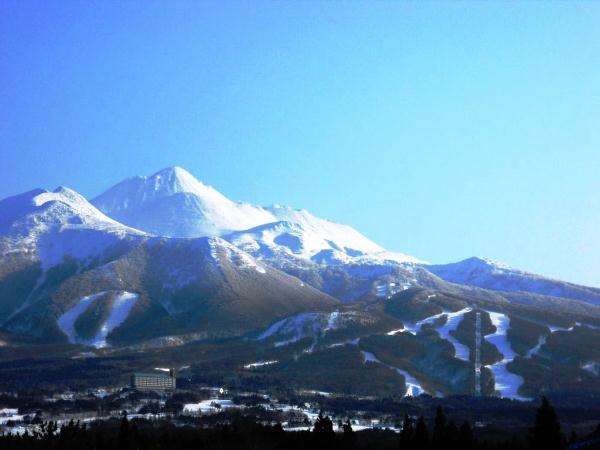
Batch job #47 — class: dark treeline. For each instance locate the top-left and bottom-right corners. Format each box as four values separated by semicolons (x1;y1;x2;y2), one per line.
0;397;599;450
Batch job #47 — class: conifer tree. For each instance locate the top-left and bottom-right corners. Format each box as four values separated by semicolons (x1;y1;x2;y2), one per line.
414;416;429;450
342;419;355;449
530;396;565;450
458;420;474;450
432;405;447;449
342;419;353;435
446;420;458;445
313;412;334;434
400;413;414;449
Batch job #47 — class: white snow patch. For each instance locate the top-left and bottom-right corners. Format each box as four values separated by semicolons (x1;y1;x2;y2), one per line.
436;308;472;361
397;308;471;361
57;291;139;348
328;338;360;348
582;361;599;376
91;292;139;348
325;311;340;331
402;312;447;335
244;360;278;369
387;327;405;336
361;351;426;397
57;292;106;344
257;311;342;347
525;335;547;358
484;311;529;401
183;399;236;414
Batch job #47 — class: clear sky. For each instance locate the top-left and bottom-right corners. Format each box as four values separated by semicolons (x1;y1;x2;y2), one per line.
2;1;600;287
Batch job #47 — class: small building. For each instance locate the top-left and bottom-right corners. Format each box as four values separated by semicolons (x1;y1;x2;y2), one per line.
131;369;176;391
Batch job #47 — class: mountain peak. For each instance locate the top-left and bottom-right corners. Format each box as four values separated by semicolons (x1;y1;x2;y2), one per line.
92;168;276;238
462;256;510;269
144;166;216;198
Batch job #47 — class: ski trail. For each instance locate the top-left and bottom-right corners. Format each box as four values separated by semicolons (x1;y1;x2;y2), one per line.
484;312;529;401
361;351;427;397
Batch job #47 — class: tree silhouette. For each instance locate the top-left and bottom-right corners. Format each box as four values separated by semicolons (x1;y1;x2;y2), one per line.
414;416;429;450
458;421;475;450
342;419;355;449
446;420;458;445
400;413;414;449
118;415;131;450
432;406;447;449
313;411;334;434
530;396;565;450
342;418;353;435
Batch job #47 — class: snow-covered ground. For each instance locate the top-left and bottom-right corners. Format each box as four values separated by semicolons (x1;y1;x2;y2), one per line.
57;291;139;348
483;312;529;401
183;399;235;414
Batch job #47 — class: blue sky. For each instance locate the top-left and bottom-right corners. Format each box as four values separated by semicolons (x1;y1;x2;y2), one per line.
2;2;600;286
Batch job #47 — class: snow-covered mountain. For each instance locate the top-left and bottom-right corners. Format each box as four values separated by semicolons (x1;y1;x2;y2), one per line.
0;186;147;327
223;217;422;301
426;257;600;306
92;167;276;237
0;183;337;345
225;214;419;266
1;175;600;402
92;167;420;267
2;168;599;352
0;186;146;271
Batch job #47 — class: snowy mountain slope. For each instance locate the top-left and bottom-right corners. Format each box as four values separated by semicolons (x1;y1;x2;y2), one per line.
0;186;146;267
57;291;139;348
221;216;423;302
92;166;276;237
225;216;420;266
0;187;147;324
2;232;338;346
426;257;600;306
92;167;421;266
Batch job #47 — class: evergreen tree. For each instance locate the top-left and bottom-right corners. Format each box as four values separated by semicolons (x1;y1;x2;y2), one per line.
342;419;353;435
446;420;458;446
400;413;414;449
342;419;355;449
313;412;334;434
432;406;447;448
414;416;429;450
118;415;131;450
313;412;335;450
458;421;474;450
529;396;565;450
